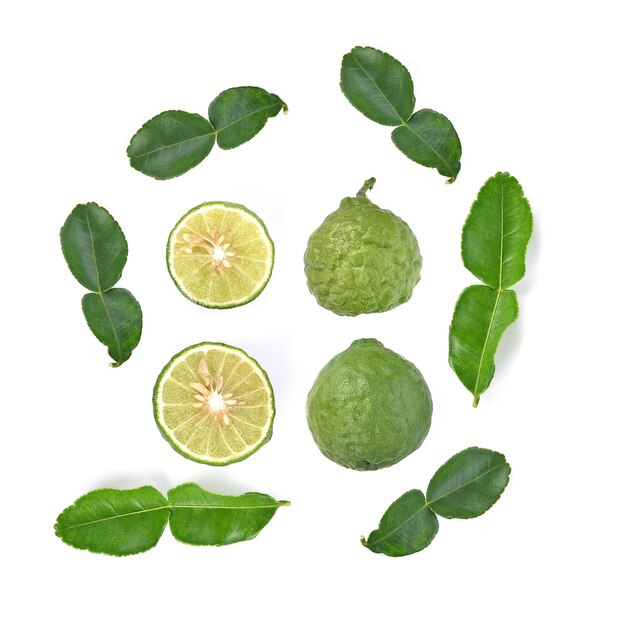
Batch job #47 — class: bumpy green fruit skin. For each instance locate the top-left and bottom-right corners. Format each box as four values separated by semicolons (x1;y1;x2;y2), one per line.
306;339;432;471
304;196;422;316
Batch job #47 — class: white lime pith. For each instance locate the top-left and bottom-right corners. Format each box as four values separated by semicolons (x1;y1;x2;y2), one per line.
153;342;275;465
167;202;274;309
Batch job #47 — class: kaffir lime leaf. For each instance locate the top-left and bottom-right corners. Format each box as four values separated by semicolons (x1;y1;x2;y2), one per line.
167;202;274;309
306;339;432;471
153;342;275;465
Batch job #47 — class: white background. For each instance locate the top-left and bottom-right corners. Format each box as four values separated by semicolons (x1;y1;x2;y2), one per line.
2;1;624;621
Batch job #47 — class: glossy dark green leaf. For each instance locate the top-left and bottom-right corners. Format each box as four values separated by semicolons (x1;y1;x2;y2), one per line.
61;203;142;366
127;110;215;180
54;487;170;556
449;285;519;406
209;86;287;150
168;483;289;546
60;203;127;292
462;172;533;289
82;288;142;367
55;484;290;556
391;109;462;182
361;490;439;557
341;46;415;126
340;47;462;181
427;447;511;519
450;172;532;406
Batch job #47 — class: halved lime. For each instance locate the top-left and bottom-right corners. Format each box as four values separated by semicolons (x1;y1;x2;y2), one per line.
153;342;275;465
166;202;274;309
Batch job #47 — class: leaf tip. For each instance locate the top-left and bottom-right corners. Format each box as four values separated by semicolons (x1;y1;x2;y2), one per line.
360;536;370;548
278;500;291;507
472;395;480;408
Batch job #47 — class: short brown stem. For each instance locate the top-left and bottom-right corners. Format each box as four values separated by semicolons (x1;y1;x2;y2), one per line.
356;177;376;197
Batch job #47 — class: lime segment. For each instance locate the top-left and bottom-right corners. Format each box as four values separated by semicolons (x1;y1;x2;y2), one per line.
167;202;274;308
154;342;275;465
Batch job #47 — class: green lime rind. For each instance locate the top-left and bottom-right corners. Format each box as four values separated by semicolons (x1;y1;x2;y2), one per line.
306;338;432;471
166;201;274;309
304;196;422;316
153;341;275;466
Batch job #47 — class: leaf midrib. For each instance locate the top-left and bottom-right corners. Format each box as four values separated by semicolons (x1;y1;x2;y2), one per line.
133;102;281;159
472;288;502;407
368;499;430;547
84;209;102;294
350;55;457;178
84;211;123;362
427;463;504;506
133;132;215;159
498;174;505;290
213;101;280;133
57;502;286;532
98;293;123;362
471;178;506;406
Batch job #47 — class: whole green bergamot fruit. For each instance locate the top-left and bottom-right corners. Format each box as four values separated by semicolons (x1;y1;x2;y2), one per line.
306;338;432;471
304;178;422;316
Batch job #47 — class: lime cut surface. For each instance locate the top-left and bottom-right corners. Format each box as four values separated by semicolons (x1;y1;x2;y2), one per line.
167;202;274;308
153;342;275;465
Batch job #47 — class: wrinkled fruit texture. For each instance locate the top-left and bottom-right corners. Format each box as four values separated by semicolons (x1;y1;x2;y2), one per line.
306;339;432;471
304;197;422;316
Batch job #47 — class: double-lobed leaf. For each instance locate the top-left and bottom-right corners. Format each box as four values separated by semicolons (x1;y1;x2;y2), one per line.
362;447;510;557
55;483;289;556
450;172;533;406
61;203;142;366
341;46;462;182
127;86;287;179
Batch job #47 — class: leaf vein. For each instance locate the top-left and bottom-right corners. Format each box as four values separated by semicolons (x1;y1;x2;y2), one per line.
134;132;216;159
97;292;123;363
213;102;277;133
472;289;502;407
84;210;102;294
57;502;284;533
